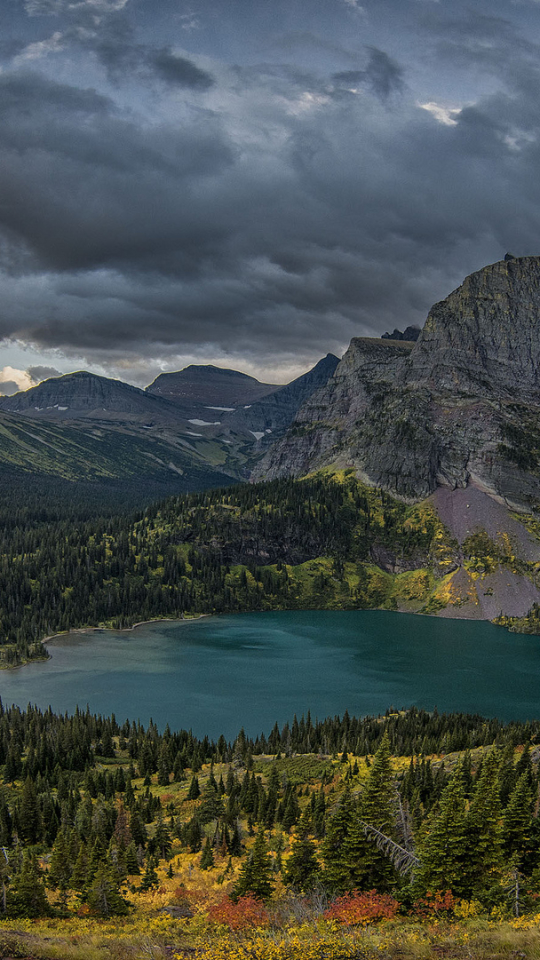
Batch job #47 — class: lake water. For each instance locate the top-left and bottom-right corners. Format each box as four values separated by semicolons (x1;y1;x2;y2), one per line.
0;611;539;739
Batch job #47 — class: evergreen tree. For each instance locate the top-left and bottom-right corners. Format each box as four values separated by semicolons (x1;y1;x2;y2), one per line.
464;750;503;897
87;862;128;916
48;829;73;904
200;837;215;870
231;827;274;901
503;772;536;873
414;766;470;899
140;855;159;890
125;840;141;875
18;776;42;844
321;785;354;893
341;730;398;892
283;813;320;891
229;822;242;856
187;775;200;800
7;852;49;919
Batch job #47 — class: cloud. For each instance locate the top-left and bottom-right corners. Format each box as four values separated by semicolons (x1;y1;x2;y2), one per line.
419;101;461;125
0;381;20;396
148;48;215;89
27;365;62;382
2;1;540;380
332;47;404;100
14;32;65;64
0;366;34;393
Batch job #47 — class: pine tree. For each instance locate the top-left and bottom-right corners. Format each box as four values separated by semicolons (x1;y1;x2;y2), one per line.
229;822;242;856
231;827;274;901
464;750;503;897
503;772;536;873
70;842;90;893
18;776;42;844
341;730;398;892
187;775;200;800
200;837;215;870
414;766;470;899
125;840;141;875
140;855;159;890
7;852;50;919
87;863;128;916
48;829;73;903
154;814;172;861
321;785;354;893
283;813;320;892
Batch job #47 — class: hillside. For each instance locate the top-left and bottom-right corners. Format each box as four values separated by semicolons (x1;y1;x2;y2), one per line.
2;471;540;669
1;702;540;959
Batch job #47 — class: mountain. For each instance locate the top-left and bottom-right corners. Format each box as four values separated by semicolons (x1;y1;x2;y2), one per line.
218;353;340;448
146;364;279;415
0;370;182;424
0;359;339;501
258;256;540;509
255;256;540;629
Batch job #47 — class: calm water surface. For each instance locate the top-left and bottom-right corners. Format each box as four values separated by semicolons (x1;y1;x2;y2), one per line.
0;611;539;738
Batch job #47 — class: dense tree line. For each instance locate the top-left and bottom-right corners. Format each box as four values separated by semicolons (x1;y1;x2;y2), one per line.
0;703;539;918
0;474;447;664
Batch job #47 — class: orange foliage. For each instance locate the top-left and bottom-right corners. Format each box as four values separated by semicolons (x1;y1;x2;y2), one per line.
323;889;399;926
207;895;271;930
412;890;457;918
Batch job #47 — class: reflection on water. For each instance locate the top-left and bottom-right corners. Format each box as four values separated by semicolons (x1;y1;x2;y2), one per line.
0;610;539;738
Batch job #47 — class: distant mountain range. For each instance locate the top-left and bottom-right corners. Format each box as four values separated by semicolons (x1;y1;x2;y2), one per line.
0;355;339;497
3;255;540;631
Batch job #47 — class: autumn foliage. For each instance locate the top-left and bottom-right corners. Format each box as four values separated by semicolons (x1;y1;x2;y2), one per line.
323;889;399;925
207;895;271;930
412;890;457;918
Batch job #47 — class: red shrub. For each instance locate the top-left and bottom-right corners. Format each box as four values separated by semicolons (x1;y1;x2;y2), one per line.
207;895;271;930
412;890;457;918
324;889;399;926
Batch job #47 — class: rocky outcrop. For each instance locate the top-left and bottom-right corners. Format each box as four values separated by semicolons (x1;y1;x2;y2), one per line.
258;256;540;511
382;325;421;341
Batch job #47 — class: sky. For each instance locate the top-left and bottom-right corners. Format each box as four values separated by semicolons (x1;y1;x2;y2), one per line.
1;0;540;393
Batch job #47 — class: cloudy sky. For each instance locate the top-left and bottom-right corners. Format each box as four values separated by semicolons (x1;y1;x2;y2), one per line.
1;0;540;393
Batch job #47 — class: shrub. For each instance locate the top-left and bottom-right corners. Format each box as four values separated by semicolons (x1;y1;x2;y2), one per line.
207;894;271;930
323;889;399;925
412;889;457;919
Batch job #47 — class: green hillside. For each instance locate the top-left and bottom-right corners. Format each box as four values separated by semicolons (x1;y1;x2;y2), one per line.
2;470;539;668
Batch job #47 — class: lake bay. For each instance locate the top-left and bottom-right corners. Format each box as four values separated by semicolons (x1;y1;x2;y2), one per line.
0;611;539;739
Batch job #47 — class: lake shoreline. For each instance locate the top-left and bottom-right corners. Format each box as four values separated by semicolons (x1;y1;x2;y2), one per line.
41;613;212;649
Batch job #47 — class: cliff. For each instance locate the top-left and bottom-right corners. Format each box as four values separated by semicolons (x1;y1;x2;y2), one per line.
257;256;540;512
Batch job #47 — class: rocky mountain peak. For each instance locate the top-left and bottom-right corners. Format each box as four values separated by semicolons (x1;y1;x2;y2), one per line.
257;256;540;510
408;255;540;401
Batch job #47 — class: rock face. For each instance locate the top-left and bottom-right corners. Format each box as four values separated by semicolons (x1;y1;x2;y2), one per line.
0;371;180;423
382;325;421;341
257;256;540;511
219;353;339;445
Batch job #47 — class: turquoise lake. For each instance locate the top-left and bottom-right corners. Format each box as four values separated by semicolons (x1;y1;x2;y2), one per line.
0;611;539;739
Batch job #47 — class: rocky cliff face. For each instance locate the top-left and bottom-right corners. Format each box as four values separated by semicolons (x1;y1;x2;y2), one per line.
257;256;540;511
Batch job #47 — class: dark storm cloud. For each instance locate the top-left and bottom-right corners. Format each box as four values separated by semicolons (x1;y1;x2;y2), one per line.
0;381;20;396
0;71;234;275
332;47;403;99
3;1;540;373
27;366;62;382
149;48;215;89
